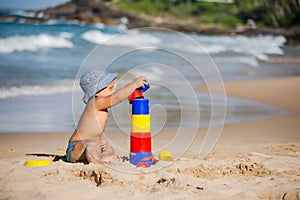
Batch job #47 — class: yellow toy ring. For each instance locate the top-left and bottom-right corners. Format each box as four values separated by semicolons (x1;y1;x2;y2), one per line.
158;150;174;162
24;160;51;167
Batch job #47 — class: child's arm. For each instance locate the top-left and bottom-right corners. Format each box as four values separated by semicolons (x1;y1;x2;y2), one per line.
95;76;147;110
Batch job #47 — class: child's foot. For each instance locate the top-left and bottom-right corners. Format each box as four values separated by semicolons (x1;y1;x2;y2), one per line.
85;139;119;165
100;154;120;165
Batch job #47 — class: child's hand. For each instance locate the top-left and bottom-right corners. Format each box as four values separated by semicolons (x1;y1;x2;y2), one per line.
133;76;148;89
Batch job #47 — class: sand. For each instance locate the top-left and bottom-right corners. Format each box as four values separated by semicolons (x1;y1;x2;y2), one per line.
0;77;300;200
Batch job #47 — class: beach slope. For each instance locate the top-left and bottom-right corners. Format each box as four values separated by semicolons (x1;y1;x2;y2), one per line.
0;77;299;200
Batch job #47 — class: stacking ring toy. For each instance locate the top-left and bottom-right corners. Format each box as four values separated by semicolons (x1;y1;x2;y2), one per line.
24;160;51;167
158;150;174;162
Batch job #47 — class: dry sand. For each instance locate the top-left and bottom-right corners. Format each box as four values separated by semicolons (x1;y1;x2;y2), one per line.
0;77;299;200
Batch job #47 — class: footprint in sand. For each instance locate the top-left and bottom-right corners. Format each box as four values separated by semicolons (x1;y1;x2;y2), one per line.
0;149;16;156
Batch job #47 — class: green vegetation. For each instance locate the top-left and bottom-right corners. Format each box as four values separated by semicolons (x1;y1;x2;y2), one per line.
114;0;169;15
112;0;300;28
236;0;300;27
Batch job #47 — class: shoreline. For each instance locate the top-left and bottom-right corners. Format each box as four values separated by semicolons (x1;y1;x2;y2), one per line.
0;77;299;199
1;76;299;135
196;76;300;145
1;73;293;133
1;76;299;137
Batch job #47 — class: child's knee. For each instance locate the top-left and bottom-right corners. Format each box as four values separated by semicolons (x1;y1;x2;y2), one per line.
67;141;86;163
71;150;85;163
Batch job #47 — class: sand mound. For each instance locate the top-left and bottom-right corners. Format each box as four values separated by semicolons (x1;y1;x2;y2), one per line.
73;169;113;187
184;161;274;179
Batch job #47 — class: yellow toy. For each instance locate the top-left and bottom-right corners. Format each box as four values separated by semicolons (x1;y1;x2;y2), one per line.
158;150;174;162
24;160;51;167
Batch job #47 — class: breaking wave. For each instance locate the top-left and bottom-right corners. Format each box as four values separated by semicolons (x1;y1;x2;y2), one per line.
0;32;73;53
0;80;80;99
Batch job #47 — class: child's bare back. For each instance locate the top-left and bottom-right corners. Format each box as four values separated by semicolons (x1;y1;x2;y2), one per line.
66;69;147;164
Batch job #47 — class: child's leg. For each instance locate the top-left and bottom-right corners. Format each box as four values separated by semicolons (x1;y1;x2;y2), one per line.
79;137;119;164
84;139;104;164
66;141;86;163
99;137;120;163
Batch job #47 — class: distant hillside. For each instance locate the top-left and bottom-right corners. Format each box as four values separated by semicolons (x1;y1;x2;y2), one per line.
111;0;300;28
1;0;299;43
40;0;235;34
44;0;300;43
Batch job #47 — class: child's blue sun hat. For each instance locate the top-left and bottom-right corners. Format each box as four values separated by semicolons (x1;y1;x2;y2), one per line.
80;68;117;104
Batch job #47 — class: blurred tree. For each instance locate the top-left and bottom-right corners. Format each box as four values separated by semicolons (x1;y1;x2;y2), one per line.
261;0;300;27
236;0;300;27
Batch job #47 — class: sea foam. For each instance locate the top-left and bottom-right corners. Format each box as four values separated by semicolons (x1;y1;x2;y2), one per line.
0;80;80;99
81;30;162;47
80;29;286;66
0;32;74;53
191;34;286;63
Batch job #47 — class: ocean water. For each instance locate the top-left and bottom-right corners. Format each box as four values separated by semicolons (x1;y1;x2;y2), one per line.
0;19;299;132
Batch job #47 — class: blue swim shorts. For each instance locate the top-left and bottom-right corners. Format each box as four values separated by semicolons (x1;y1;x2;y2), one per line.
66;141;78;163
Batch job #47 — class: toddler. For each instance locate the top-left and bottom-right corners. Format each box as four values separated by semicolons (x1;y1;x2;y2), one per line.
66;68;147;164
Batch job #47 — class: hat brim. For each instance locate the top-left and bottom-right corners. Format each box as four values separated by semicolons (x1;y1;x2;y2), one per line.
95;72;118;94
82;72;118;104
